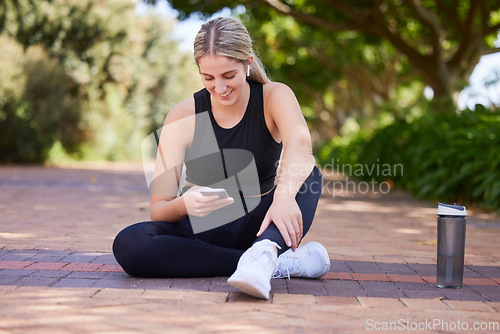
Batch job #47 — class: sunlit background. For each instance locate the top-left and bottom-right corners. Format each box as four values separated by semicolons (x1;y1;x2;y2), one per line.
137;2;500;110
1;0;499;212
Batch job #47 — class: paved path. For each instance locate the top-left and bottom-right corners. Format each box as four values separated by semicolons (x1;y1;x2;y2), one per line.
1;163;499;333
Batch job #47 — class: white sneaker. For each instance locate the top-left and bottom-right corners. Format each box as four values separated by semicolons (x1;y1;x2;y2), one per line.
227;239;280;299
273;242;330;279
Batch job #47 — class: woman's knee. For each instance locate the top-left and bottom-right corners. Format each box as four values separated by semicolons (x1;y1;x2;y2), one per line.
298;166;323;199
112;222;147;275
296;166;322;235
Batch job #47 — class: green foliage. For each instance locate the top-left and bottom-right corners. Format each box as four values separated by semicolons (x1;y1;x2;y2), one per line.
318;103;500;212
0;0;200;163
159;0;500;142
243;12;411;141
0;35;82;162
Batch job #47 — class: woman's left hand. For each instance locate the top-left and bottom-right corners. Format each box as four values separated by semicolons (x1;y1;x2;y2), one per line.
257;197;303;252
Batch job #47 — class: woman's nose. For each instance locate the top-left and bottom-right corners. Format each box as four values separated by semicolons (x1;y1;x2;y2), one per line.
214;80;227;94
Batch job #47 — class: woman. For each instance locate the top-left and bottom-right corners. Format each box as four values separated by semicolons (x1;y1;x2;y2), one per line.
113;17;329;299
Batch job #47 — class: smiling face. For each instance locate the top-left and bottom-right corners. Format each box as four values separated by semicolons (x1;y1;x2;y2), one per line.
197;55;251;107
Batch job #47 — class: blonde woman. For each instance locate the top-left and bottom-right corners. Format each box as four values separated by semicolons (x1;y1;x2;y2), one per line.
113;17;330;299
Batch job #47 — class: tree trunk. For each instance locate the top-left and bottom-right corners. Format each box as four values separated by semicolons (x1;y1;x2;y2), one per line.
429;69;452;100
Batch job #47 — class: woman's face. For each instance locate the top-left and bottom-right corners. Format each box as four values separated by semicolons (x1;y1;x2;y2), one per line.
197;55;248;106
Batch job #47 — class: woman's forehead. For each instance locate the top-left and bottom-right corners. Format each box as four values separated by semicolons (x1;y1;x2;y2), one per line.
198;55;243;74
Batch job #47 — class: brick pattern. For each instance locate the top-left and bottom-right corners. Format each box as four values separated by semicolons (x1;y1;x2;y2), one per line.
2;163;500;333
1;249;499;304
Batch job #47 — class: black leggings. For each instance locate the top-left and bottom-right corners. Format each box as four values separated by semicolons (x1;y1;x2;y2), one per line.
113;167;322;278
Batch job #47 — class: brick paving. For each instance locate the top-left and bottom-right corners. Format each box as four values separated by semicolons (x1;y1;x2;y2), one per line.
2;249;499;300
1;163;500;333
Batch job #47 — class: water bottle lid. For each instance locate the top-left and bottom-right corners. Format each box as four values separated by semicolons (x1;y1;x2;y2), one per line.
437;202;466;216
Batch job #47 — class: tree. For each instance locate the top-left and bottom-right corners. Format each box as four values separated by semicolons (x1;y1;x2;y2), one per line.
241;13;413;139
154;0;499;100
0;0;199;162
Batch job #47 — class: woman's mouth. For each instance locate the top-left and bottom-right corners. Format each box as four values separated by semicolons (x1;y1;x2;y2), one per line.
220;90;233;99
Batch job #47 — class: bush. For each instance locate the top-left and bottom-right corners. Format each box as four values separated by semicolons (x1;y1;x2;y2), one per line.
0;3;200;163
318;104;500;212
0;35;83;163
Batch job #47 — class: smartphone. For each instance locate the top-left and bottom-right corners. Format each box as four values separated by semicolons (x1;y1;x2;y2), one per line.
200;188;229;199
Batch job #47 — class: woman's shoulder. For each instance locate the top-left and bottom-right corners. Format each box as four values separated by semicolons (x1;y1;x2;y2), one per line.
262;81;296;100
262;81;298;109
164;96;196;125
160;96;196;151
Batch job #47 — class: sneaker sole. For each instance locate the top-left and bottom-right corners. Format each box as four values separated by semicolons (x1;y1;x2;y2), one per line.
227;274;270;300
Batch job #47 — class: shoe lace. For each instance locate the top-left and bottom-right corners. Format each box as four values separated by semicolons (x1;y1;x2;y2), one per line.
272;256;301;279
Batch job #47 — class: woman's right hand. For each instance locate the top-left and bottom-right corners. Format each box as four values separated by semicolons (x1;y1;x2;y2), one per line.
182;186;234;217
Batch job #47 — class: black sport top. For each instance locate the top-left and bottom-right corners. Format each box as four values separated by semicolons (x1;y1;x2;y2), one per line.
184;81;283;195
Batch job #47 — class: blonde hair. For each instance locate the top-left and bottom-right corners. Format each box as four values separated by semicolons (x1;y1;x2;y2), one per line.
194;17;270;84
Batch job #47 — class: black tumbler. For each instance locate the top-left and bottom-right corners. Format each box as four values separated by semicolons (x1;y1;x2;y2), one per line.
436;203;467;288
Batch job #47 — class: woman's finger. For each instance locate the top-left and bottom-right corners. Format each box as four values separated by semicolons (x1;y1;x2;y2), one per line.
285;218;299;251
274;219;292;248
257;214;271;237
297;213;303;245
198;194;220;202
205;197;234;208
204;198;234;213
290;217;301;251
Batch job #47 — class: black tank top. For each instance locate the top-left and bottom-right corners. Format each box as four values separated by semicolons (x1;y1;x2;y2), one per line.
184;81;282;195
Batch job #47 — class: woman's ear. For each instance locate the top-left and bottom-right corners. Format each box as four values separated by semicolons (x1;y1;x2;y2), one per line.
248;55;254;67
247;55;254;77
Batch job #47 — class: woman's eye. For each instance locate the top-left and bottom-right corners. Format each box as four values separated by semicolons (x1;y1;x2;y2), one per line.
203;74;234;81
